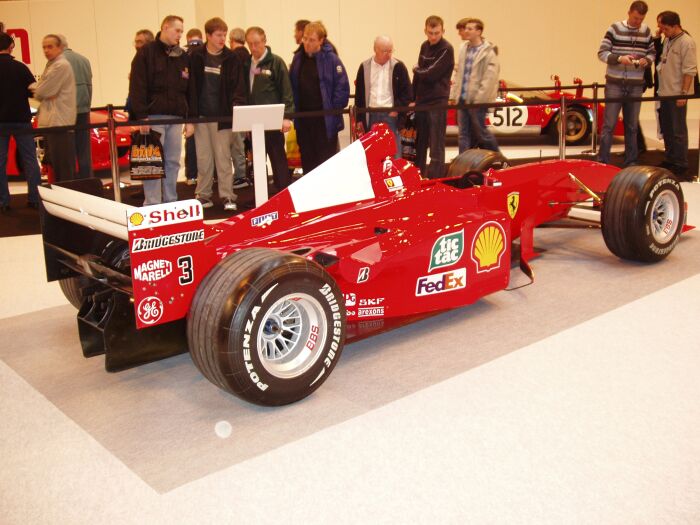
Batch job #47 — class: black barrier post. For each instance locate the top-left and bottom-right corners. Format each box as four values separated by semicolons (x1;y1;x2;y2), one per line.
559;95;567;160
348;104;357;142
107;104;122;202
591;83;599;155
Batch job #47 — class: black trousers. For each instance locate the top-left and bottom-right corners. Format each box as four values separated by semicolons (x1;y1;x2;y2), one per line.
74;112;92;178
185;134;197;179
295;116;339;174
45;131;76;182
265;130;291;190
414;107;446;179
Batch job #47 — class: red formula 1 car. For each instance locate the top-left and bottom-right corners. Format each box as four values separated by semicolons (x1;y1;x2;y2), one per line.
447;76;625;145
6;109;133;178
38;123;685;406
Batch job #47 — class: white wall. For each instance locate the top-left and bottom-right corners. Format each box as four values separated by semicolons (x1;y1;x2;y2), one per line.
2;0;698;113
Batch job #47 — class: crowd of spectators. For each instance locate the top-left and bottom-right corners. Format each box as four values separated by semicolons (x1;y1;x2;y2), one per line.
0;5;697;213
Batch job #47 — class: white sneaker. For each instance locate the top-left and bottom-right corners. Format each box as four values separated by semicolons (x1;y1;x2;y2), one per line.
223;200;237;211
233;178;249;189
197;197;213;209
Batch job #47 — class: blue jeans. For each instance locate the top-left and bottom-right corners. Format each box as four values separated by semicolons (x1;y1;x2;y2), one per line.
368;112;401;159
659;100;688;170
598;83;643;165
457;107;500;154
0;122;41;206
143;115;183;205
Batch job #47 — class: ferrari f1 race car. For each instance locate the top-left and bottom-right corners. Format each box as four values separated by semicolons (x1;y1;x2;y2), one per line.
6;109;133;178
38;123;686;406
447;76;624;145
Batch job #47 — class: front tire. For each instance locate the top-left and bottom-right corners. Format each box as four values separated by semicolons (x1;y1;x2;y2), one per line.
187;248;346;406
601;166;684;262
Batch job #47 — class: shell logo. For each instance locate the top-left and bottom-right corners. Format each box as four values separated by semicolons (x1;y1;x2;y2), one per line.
471;221;506;273
129;212;145;227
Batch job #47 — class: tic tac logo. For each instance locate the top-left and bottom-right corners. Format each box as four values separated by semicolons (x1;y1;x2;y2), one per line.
429;229;464;271
507;192;519;219
128;200;203;231
471;221;506;273
133;259;172;282
416;268;466;296
137;296;164;325
251;211;278;227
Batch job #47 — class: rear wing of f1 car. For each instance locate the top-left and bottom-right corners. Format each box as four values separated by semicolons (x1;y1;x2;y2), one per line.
38;178;213;370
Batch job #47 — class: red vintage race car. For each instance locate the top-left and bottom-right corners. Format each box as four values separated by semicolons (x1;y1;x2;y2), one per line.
447;76;625;145
38;123;685;406
6;109;133;177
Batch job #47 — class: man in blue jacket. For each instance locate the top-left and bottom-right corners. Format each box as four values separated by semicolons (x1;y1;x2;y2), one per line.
290;21;349;174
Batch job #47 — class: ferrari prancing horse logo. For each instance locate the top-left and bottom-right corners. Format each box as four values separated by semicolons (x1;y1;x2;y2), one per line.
507;192;519;219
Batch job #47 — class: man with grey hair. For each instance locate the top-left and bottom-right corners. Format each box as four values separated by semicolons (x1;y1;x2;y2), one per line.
134;29;154;50
29;34;77;181
229;27;250;188
59;35;93;178
354;35;412;158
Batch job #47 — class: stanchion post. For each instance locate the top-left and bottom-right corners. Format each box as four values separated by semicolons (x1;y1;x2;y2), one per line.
106;104;122;202
348;104;357;142
591;82;599;154
559;95;567;160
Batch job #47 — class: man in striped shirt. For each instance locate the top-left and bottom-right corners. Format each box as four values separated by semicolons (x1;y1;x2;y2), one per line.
597;0;655;166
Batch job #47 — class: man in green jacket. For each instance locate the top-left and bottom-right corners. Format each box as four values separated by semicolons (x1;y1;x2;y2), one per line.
245;26;295;191
60;35;93;178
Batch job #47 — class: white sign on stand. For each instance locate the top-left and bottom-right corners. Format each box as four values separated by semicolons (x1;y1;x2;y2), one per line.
232;104;285;207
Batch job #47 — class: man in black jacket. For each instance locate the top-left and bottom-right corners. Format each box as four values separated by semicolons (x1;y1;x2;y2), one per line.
129;15;193;205
189;18;247;211
0;32;41;212
412;15;454;179
354;35;412;158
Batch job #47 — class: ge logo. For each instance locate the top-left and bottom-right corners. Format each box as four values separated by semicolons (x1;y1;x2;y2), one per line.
137;296;163;325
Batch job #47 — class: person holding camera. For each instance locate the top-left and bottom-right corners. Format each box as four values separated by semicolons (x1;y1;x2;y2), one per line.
597;1;655;167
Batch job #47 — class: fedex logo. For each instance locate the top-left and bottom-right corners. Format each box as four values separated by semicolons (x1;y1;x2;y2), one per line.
415;268;466;296
128;200;203;231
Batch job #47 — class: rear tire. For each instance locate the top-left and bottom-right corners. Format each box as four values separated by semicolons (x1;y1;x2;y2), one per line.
59;276;91;309
187;248;346;406
447;149;508;178
601;166;684;262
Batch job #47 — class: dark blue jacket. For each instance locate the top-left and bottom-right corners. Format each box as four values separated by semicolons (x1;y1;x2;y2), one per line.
290;42;350;138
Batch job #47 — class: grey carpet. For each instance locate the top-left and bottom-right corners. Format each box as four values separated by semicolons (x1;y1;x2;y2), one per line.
1;225;698;493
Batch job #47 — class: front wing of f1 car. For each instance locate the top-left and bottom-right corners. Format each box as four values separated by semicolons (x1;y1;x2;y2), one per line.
38;123;687;405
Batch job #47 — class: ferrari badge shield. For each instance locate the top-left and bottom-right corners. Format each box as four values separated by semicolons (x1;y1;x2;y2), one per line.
507;192;520;219
429;229;464;271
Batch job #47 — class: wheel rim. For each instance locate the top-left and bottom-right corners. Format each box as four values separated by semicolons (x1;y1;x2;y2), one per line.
256;293;327;379
650;189;681;244
564;112;588;142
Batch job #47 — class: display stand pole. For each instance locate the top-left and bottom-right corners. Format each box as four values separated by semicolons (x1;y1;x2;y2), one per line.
107;104;122;202
558;96;567;160
232;104;285;208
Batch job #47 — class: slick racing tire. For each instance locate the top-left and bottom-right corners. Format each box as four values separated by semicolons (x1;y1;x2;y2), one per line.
548;107;591;145
447;149;509;187
59;276;91;309
59;240;130;310
187;248;346;406
601;166;684;262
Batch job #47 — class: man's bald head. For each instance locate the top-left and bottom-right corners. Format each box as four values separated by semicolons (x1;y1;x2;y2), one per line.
373;35;393;65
